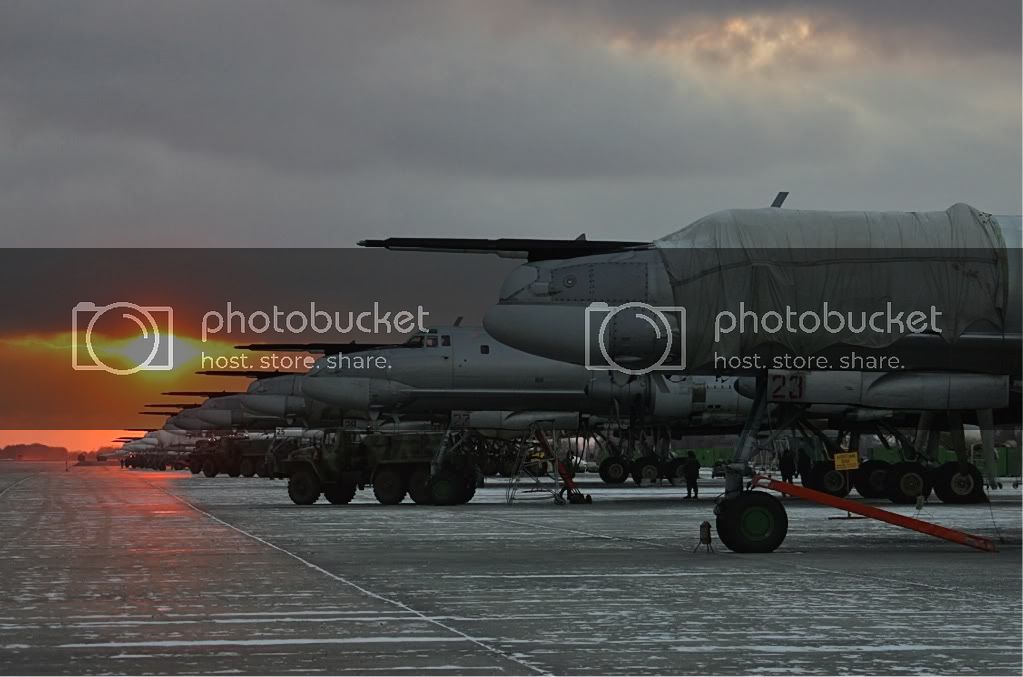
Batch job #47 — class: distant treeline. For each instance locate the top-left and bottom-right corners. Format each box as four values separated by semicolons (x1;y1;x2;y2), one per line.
0;443;68;460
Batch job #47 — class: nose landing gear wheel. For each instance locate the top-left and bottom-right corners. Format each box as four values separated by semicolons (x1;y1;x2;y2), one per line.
598;456;629;484
852;460;889;498
715;491;788;553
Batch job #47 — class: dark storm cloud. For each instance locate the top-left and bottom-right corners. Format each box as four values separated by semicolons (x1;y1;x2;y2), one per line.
0;1;1018;248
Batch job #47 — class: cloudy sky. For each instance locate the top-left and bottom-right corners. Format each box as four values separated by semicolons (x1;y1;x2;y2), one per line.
1;0;1020;248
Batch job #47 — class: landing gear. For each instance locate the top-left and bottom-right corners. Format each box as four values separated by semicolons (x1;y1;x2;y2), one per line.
808;463;851;498
631;456;661;486
664;458;686;487
932;462;987;504
239;458;256;478
323;482;357;505
852;460;889;498
407;468;434;505
714;491;788;553
372;468;407;505
287;467;321;505
201;459;218;478
885;461;932;504
598;456;629;484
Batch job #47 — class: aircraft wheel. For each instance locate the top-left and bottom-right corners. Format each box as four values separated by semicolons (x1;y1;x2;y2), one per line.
932;462;986;504
598;456;629;484
430;470;464;506
372;468;407;505
460;479;477;504
408;468;434;505
287;467;321;505
852;460;889;498
239;458;256;478
631;456;661;486
324;482;357;505
885;461;932;504
715;491;788;553
481;456;499;477
201;459;218;478
810;463;851;498
664;458;686;487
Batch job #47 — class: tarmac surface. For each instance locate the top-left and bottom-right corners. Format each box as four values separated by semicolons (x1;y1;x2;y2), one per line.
1;460;1021;675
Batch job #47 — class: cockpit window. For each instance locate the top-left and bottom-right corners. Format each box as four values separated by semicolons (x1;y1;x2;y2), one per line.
426;336;438;348
480;344;490;354
441;335;450;347
405;335;424;348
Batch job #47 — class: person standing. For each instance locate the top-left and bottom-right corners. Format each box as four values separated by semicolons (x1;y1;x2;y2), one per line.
682;451;701;500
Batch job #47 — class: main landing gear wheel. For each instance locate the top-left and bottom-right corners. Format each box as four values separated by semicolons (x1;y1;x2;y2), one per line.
287;467;321;505
239;458;256;478
373;468;407;505
407;469;434;505
201;459;218;478
715;491;788;553
885;461;932;504
631;456;661;486
324;482;357;505
810;463;851;498
598;456;629;484
664;458;686;487
932;462;987;504
852;460;889;498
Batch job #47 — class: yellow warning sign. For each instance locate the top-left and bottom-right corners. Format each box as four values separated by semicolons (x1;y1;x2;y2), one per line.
834;452;860;471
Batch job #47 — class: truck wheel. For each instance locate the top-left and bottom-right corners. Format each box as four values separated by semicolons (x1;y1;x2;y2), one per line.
598;456;629;484
324;482;357;505
408;469;434;505
202;459;218;478
373;468;407;505
430;471;463;506
189;460;202;475
852;460;889;498
288;467;321;505
460;478;477;504
664;458;686;486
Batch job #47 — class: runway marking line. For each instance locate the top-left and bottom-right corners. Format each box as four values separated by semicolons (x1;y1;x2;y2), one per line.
0;474;35;500
158;485;549;676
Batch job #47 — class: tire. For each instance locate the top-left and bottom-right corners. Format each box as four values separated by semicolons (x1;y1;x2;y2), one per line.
631;456;661;486
932;462;987;504
287;467;321;505
226;463;241;478
372;468;407;505
408;468;434;505
481;456;499;477
664;458;686;487
189;460;202;475
202;459;218;478
810;463;851;498
324;482;357;505
885;461;932;504
239;458;256;478
460;481;477;504
430;470;463;506
852;460;889;498
715;491;788;553
498;459;519;477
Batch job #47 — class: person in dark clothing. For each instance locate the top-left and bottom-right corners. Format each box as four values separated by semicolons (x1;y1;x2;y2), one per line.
682;451;701;500
797;449;813;484
779;449;796;484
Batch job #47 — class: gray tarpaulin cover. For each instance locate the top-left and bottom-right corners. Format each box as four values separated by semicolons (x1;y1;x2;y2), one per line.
655;203;1008;368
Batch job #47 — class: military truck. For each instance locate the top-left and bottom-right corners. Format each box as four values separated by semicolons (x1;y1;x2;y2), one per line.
281;429;480;506
189;436;273;478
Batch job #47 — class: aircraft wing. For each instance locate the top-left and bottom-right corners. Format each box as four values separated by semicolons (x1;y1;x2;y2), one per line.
195;370;303;379
234;342;406;354
358;236;648;262
161;390;244;397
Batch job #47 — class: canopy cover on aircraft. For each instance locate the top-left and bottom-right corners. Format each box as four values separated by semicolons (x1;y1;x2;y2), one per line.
655;203;1010;368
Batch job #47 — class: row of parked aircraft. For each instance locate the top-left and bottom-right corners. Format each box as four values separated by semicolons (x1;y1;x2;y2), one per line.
117;196;1021;552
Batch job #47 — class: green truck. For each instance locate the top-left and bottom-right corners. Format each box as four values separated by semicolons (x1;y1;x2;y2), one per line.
281;429;480;506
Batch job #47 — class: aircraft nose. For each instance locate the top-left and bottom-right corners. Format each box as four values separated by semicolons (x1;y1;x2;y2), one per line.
302;376;370;409
483;303;590;365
